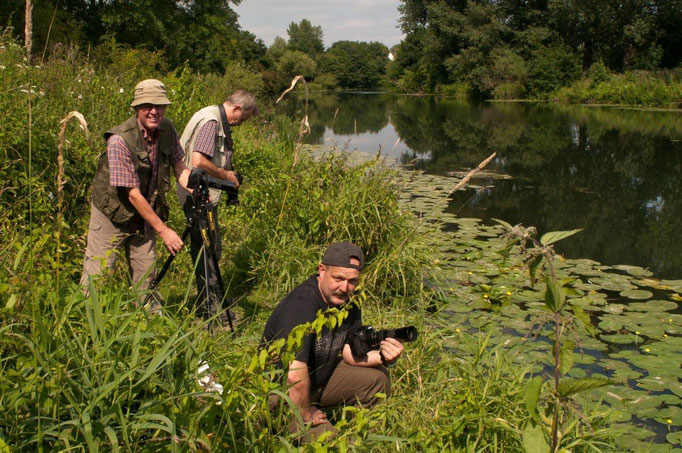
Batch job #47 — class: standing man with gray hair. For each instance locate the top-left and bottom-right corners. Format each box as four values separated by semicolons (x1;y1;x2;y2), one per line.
177;90;258;323
81;79;192;294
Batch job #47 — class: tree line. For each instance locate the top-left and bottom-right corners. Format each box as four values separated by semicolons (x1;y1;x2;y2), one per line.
390;0;681;97
2;0;680;99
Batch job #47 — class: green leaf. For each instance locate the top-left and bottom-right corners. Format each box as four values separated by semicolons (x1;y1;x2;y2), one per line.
4;294;16;310
528;255;543;283
492;218;514;231
104;426;120;453
570;304;596;335
540;229;582;246
559;341;575;375
557;377;616;398
523;421;550;453
544;276;565;312
0;437;10;453
525;377;543;422
12;242;28;272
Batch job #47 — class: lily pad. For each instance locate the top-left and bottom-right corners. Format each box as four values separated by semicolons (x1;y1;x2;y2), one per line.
627;300;679;312
588;276;637;292
614;264;654;277
611;368;643;382
620;289;654;300
659;406;682;426
667;431;682;446
601;333;635;344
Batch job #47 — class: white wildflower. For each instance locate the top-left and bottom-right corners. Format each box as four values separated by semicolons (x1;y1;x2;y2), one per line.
1;65;6;70
77;94;82;100
119;88;124;93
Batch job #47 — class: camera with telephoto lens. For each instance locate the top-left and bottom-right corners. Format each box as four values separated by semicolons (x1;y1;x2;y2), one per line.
347;325;418;356
187;167;242;206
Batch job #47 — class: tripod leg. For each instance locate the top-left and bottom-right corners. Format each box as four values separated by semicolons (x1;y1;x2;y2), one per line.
206;240;234;332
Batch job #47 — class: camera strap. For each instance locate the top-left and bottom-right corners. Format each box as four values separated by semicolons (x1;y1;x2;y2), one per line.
217;104;234;154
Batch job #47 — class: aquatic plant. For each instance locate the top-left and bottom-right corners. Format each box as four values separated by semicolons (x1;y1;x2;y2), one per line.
495;220;615;452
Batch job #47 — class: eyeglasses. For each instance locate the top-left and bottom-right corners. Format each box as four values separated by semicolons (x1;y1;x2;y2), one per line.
138;104;167;112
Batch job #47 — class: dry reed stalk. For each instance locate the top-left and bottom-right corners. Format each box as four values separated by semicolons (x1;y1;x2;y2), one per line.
446;151;496;197
274;75;311;232
25;0;33;59
41;0;60;64
56;111;89;289
57;111;89;208
365;151;498;283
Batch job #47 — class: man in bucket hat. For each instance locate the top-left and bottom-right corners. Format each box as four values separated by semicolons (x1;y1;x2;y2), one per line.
80;79;192;297
260;242;405;440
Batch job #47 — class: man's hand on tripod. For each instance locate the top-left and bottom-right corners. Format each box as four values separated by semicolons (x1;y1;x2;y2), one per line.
225;170;240;188
159;226;183;255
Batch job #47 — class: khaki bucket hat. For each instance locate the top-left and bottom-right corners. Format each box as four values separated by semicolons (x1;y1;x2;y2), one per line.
130;79;172;107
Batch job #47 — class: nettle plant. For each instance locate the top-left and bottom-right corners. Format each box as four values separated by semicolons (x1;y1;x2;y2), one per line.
495;220;615;453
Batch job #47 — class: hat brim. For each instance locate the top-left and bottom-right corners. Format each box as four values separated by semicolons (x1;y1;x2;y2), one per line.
131;96;172;107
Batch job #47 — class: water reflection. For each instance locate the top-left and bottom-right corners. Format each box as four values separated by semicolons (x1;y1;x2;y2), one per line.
278;93;682;278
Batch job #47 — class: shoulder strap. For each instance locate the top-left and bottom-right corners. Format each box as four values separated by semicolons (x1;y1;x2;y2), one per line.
217;104;234;152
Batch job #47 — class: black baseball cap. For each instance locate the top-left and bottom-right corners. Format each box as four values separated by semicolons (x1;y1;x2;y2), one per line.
321;242;364;270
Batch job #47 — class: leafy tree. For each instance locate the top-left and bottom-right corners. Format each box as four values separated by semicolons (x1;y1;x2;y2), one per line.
276;49;317;81
265;36;288;67
286;18;324;58
0;0;264;73
318;41;389;89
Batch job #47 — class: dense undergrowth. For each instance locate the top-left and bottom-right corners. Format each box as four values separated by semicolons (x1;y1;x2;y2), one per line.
0;30;630;451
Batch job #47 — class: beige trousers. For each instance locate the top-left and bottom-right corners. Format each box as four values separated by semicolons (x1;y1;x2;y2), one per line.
80;204;156;291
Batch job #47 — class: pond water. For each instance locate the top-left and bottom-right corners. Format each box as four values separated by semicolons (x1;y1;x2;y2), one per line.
278;92;682;279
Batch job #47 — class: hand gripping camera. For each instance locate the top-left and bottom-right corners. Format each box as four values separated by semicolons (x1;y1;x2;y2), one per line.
187;167;242;206
347;325;419;357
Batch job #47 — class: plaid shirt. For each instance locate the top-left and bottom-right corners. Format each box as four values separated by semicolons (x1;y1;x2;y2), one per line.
107;119;185;200
191;119;232;170
193;120;217;158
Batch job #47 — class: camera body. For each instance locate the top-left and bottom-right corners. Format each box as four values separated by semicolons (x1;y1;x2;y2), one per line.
347;325;418;357
187;168;242;206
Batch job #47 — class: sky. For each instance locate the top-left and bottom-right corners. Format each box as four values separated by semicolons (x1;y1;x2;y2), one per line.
234;0;405;49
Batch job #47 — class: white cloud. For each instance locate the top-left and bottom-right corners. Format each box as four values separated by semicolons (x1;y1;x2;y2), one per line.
235;0;404;48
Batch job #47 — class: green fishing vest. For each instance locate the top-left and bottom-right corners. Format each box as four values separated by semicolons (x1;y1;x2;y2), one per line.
91;115;176;229
177;105;233;205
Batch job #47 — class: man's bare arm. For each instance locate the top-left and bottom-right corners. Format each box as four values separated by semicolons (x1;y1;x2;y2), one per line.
127;187;183;255
287;360;327;425
173;160;191;191
341;338;404;367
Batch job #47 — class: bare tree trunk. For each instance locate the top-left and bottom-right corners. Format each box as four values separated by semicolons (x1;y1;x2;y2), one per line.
25;0;33;59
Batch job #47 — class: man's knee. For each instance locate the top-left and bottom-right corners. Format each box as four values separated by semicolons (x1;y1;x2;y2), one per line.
367;367;391;405
357;366;391;407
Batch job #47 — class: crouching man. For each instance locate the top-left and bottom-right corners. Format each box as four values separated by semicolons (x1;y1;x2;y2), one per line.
260;242;404;440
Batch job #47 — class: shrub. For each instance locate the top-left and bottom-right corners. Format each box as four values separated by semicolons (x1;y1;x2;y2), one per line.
493;82;525;99
529;45;581;95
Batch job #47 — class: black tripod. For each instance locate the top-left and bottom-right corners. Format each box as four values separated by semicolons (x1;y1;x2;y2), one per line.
145;170;236;331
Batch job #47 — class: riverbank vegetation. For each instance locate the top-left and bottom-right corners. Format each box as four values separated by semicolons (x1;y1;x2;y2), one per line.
2;16;681;453
4;1;681;108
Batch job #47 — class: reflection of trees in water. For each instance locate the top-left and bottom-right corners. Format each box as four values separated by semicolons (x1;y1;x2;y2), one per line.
279;93;682;276
436;107;682;278
278;92;390;144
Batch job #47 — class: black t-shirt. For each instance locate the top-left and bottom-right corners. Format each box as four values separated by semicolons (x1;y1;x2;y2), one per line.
261;274;362;389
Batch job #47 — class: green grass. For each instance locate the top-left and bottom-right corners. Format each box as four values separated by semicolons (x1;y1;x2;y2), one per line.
0;29;629;451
